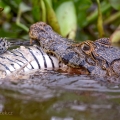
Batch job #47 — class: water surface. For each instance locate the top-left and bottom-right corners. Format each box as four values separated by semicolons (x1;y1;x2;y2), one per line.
0;70;120;120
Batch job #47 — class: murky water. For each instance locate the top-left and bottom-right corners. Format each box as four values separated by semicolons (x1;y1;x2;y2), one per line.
0;70;120;120
0;40;120;120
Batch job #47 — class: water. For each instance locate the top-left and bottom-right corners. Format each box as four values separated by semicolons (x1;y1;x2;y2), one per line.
0;70;120;120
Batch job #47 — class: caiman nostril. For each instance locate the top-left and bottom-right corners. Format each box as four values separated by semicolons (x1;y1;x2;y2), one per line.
87;66;95;72
79;60;86;66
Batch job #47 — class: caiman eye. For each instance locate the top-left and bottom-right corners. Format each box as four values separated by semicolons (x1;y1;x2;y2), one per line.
81;44;90;51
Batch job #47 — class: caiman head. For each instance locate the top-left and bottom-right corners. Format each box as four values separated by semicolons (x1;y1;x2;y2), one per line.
29;22;113;76
71;38;115;76
29;22;53;42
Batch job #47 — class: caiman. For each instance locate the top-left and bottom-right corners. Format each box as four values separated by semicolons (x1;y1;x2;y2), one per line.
29;22;120;76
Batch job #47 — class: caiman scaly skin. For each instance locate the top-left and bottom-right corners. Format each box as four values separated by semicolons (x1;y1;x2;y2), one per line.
0;38;10;54
29;22;86;68
29;22;120;76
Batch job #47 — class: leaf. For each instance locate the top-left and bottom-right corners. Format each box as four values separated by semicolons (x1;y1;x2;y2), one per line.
2;0;22;10
31;0;41;21
74;0;92;28
109;0;120;10
77;12;87;28
44;0;61;34
47;0;52;7
86;1;111;26
56;1;77;39
19;2;31;13
110;25;120;43
74;0;92;11
40;0;46;22
97;0;104;37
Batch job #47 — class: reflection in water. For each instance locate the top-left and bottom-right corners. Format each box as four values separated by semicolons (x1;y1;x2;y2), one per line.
0;70;120;120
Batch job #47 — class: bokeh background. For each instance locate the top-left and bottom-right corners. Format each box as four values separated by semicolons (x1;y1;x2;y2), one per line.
0;0;120;42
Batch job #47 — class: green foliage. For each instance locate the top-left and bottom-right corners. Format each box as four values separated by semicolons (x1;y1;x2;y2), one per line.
31;0;41;21
109;0;120;10
56;1;77;39
0;0;120;42
74;0;92;27
96;0;104;37
44;0;61;34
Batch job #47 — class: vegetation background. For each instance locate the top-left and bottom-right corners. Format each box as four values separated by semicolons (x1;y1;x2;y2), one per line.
0;0;120;42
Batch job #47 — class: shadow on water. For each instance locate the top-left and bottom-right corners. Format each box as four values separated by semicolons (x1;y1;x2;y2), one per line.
0;40;120;120
0;70;120;120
